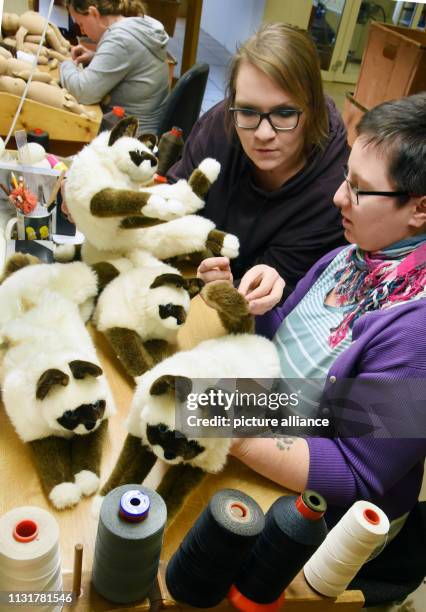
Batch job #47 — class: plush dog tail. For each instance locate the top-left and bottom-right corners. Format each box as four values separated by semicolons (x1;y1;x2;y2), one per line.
201;281;254;335
53;243;81;263
0;253;41;283
188;158;221;199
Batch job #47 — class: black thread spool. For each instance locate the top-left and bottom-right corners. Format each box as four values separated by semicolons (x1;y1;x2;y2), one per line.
166;489;265;608
229;490;328;612
27;128;49;151
155;126;184;180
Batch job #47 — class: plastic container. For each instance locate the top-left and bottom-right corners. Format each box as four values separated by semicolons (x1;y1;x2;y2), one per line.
98;106;127;133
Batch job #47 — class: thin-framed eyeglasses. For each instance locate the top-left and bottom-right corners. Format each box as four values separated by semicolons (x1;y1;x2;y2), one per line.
343;164;410;206
229;107;303;131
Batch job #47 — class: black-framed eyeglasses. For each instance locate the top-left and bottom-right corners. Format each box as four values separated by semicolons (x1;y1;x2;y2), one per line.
229;107;303;131
343;164;410;206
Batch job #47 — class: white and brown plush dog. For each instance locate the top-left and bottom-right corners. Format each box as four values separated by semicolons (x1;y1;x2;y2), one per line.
94;282;281;522
58;116;239;267
93;252;203;378
0;258;115;509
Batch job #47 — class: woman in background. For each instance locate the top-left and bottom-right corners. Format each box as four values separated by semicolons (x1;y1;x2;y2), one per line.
170;23;349;297
62;0;169;133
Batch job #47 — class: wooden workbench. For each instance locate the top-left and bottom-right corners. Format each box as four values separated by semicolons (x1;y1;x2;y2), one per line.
0;296;364;611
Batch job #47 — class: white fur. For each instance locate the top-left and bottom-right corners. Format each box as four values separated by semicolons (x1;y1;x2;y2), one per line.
0;261;98;332
0;292;115;442
75;470;100;496
63;131;237;265
127;334;281;473
93;260;191;342
50;482;81;509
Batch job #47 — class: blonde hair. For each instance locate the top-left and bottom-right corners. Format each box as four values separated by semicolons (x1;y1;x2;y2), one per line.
226;23;328;152
66;0;145;17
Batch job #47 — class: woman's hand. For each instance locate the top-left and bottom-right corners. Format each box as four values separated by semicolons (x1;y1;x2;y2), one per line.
197;257;233;284
238;265;285;315
71;44;95;66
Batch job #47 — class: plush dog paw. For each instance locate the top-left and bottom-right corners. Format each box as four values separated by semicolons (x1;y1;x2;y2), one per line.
53;244;77;263
198;158;220;183
74;470;100;496
91;494;104;518
49;482;81;509
206;230;240;259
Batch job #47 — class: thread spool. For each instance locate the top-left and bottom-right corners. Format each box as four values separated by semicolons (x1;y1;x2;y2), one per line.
98;106;127;134
92;485;167;604
155;126;184;181
303;500;390;598
166;489;265;608
0;506;62;612
27;128;50;152
229;490;328;612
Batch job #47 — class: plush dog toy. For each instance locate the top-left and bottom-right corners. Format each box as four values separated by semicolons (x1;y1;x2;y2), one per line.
0;257;115;509
94;282;281;522
58;116;239;267
93;252;203;378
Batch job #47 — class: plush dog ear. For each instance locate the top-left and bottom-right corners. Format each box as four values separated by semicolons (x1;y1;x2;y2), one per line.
108;116;139;146
69;360;103;380
139;133;157;150
150;273;187;290
185;277;204;298
150;375;192;402
36;369;69;400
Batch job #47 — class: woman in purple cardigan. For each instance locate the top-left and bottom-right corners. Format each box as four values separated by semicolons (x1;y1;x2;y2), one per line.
199;94;426;606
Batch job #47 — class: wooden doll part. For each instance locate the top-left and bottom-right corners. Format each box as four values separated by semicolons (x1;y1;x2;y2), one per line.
1;13;20;35
27;81;96;119
19;12;70;55
0;46;13;60
0;57;57;84
0;75;26;96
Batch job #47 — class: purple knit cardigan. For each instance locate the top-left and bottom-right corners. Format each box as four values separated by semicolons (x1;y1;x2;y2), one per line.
256;248;426;523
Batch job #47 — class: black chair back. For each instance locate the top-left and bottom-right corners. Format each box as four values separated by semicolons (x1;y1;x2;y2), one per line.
157;62;210;139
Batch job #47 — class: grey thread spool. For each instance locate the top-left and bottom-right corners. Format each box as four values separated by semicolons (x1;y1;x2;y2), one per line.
92;485;167;604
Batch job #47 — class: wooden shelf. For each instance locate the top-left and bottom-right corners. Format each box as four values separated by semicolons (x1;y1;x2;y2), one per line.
0;91;101;144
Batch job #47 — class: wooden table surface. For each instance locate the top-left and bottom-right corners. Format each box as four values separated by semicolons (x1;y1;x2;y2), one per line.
0;296;364;610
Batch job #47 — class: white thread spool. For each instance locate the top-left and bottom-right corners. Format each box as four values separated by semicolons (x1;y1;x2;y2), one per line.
0;506;63;612
303;501;390;597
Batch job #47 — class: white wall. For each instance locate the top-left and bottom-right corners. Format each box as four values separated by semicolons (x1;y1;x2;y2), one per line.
4;0;30;15
201;0;265;54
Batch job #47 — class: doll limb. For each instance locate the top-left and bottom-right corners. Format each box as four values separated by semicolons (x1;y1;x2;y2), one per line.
103;327;159;378
157;463;205;523
71;419;108;496
91;188;170;223
29;436;81;509
99;434;157;496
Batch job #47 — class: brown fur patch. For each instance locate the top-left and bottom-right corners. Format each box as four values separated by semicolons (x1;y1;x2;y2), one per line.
100;435;157;496
189;169;211;198
150;273;186;289
30;436;73;496
0;253;41;283
36;368;69;400
108;116;138;146
186;277;204;298
71;419;108;477
157;463;205;523
201;281;254;334
68;360;103;379
91;261;120;293
206;229;227;257
104;327;155;378
120;216;167;229
91;188;151;217
139;133;158;150
143;339;172;364
150;374;192;401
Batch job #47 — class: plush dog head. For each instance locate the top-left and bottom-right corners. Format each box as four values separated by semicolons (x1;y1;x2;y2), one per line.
129;371;231;473
106;117;158;184
147;274;204;330
34;358;110;436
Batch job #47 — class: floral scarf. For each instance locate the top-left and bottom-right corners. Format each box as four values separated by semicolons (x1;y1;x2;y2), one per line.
329;236;426;347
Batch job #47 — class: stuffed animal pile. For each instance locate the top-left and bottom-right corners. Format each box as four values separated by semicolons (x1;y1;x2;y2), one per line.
94;281;281;522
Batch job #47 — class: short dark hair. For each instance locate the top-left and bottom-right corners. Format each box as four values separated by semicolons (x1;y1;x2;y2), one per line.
356;93;426;205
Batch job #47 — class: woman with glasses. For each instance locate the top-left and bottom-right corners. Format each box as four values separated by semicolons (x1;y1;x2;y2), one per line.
208;94;426;606
168;23;349;299
61;0;169;133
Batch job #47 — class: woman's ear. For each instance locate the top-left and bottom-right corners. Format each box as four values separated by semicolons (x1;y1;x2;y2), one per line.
409;195;426;231
87;5;101;19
